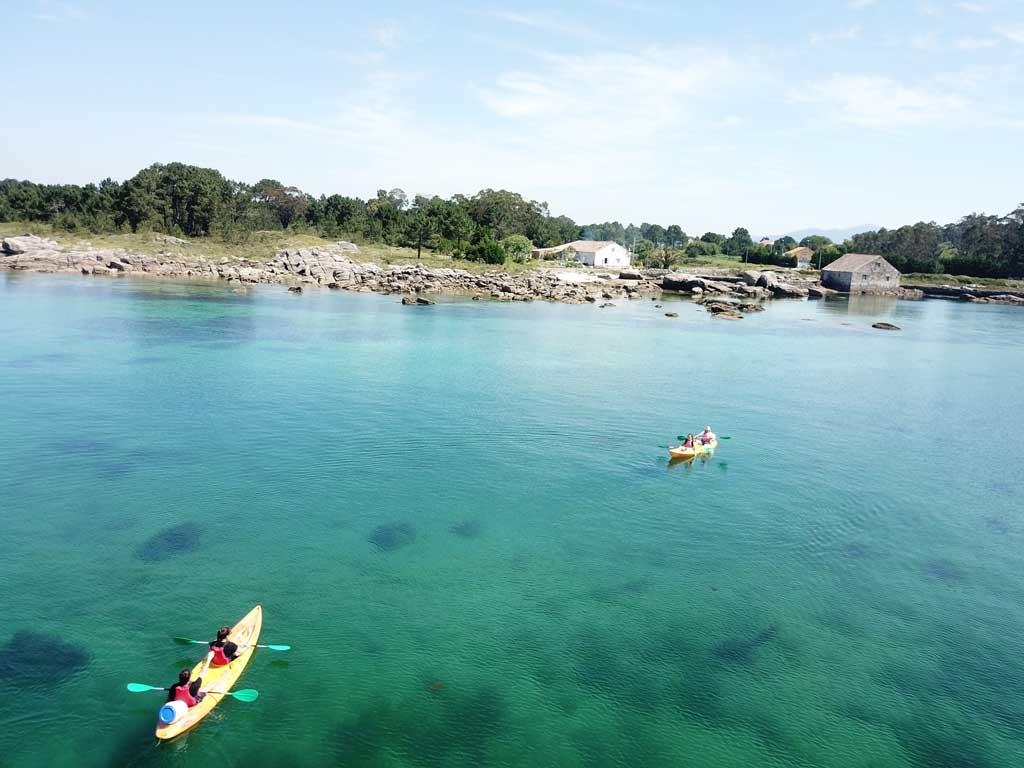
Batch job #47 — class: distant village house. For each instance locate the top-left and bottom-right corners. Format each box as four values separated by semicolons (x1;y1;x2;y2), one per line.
821;253;900;293
532;240;631;268
758;238;775;247
785;246;814;269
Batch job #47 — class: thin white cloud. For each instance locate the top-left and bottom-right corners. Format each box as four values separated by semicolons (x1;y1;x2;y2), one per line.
955;2;987;12
30;0;85;22
810;25;862;46
372;22;401;49
472;46;739;192
955;36;999;49
848;0;878;8
791;75;967;128
996;24;1024;44
487;10;604;42
477;47;733;132
911;32;939;50
601;0;661;11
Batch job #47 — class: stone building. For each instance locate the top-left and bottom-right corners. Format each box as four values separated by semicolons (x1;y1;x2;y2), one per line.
532;240;631;267
785;246;814;269
821;253;900;293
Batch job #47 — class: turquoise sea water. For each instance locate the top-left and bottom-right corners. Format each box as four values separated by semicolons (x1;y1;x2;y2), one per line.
1;272;1022;767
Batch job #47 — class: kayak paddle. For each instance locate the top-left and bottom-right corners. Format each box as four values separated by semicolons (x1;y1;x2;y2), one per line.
676;435;730;441
172;637;291;651
126;683;259;701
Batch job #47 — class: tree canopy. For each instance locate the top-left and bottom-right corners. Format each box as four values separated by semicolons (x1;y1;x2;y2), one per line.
1;164;1021;277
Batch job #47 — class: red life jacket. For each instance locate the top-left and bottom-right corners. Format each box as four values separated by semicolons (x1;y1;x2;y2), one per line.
210;642;231;666
172;683;198;707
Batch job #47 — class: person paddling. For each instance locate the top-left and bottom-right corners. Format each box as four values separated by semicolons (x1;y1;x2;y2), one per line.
698;426;717;445
682;434;695;449
167;667;206;707
208;626;251;667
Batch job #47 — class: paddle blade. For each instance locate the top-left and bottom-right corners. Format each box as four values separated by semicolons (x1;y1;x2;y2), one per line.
126;683;160;693
230;689;259;702
172;637;202;646
264;644;290;651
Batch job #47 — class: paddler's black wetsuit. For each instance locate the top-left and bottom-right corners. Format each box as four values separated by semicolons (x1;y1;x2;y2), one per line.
167;679;205;704
209;639;240;666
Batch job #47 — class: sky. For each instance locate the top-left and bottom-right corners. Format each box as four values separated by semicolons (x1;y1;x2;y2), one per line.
3;0;1023;235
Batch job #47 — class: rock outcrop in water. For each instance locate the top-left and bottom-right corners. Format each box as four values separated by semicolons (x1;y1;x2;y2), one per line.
137;522;202;562
0;630;91;684
369;522;416;551
713;624;779;664
449;519;482;539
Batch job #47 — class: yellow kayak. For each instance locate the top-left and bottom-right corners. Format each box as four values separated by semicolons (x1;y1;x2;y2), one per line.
669;438;717;460
155;605;262;740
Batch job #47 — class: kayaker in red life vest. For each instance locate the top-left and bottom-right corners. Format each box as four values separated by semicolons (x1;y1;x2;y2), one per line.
682;434;695;449
208;626;250;667
167;668;206;707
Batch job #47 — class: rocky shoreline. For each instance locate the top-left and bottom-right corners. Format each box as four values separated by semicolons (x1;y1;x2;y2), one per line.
3;233;1020;310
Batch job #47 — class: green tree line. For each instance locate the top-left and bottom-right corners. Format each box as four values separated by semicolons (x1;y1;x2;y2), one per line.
1;163;1021;277
0;163;579;265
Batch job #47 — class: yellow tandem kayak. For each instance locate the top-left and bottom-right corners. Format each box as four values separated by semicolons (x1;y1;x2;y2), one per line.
668;438;717;460
155;605;262;740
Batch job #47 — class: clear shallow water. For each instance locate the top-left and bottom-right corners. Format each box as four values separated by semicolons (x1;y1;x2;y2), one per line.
1;272;1022;767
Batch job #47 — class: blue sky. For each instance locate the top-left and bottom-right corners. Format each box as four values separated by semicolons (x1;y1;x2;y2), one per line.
3;0;1023;235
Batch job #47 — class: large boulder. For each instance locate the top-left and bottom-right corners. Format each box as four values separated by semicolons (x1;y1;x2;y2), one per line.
807;285;836;298
2;235;60;254
739;270;762;286
618;268;642;280
755;271;778;289
661;272;696;291
704;301;737;314
704;280;737;294
770;282;809;298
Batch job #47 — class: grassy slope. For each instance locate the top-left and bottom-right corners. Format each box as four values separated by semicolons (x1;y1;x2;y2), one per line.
900;272;1023;289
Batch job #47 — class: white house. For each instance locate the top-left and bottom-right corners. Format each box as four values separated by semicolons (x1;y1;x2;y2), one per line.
533;240;631;268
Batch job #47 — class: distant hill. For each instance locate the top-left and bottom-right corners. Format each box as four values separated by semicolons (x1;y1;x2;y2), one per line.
778;225;879;243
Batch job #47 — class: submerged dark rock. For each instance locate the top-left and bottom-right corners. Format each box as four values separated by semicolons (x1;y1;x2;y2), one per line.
333;685;507;765
713;624;779;664
588;578;652;603
984;515;1010;534
369;521;416;551
872;322;901;331
137;522;201;562
839;542;870;559
54;437;108;455
449;519;482;539
924;558;964;584
0;630;91;684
